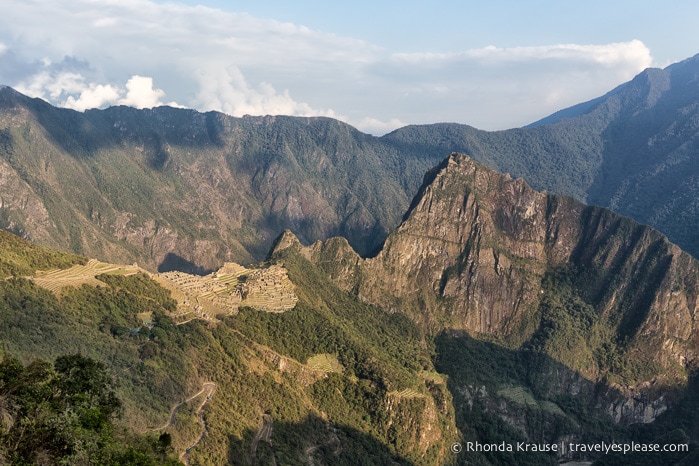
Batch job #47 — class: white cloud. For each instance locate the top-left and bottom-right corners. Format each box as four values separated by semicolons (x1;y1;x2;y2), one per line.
119;75;165;109
0;1;658;133
376;41;653;129
15;68;174;111
391;40;652;68
352;117;406;135
15;70;86;101
192;64;337;118
63;83;120;110
2;0;356;118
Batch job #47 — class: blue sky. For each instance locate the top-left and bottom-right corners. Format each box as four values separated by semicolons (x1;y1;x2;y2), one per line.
179;0;696;62
1;0;696;134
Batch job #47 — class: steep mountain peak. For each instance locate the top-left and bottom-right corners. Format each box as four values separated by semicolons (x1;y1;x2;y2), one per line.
270;229;304;256
397;152;538;247
308;151;699;396
0;85;30;107
432;151;512;183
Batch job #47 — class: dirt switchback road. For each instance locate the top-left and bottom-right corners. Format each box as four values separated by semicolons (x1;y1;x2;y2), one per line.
178;382;216;465
251;414;275;464
146;382;216;465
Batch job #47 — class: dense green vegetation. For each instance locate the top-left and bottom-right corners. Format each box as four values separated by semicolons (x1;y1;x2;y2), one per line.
0;227;456;464
0;273;196;431
233;248;431;391
522;266;667;386
435;330;699;465
0;354;180;465
222;245;455;464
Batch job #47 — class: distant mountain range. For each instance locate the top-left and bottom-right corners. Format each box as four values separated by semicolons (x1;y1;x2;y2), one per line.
0;88;446;271
1;54;699;271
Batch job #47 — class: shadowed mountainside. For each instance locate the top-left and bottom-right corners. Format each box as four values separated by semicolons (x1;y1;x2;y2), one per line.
0;88;443;271
2;54;699;272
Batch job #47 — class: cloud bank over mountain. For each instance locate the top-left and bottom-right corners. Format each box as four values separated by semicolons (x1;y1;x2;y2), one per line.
0;0;653;133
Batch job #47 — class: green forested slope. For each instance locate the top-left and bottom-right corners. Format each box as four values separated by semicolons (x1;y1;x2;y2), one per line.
0;230;457;465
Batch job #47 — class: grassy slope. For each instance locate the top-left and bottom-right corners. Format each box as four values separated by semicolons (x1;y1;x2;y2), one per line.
0;229;86;277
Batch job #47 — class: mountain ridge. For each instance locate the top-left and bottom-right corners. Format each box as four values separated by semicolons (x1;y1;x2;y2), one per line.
0;90;446;271
263;152;699;463
2;54;699;271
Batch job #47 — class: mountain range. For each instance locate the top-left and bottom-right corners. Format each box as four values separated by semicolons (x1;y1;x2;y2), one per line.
1;53;699;272
2;54;699;464
383;53;699;259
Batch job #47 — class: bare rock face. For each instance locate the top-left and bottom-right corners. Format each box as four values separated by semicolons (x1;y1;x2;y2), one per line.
364;154;552;335
298;154;699;357
0;158;55;242
275;153;699;424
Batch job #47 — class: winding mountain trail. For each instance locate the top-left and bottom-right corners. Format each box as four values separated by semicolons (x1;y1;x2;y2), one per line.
179;382;217;465
149;382;216;432
251;414;275;464
146;382;216;465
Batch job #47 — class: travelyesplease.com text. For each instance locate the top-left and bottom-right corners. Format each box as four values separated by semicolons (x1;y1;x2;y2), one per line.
450;441;689;455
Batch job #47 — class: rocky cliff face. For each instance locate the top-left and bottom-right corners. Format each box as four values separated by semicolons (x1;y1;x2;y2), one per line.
277;153;699;424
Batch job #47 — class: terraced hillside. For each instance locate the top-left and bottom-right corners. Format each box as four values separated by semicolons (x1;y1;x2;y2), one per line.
156;263;297;323
29;258;142;294
25;256;297;327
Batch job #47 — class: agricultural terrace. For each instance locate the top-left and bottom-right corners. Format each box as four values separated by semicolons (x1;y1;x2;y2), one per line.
306;353;344;374
29;259;142;295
